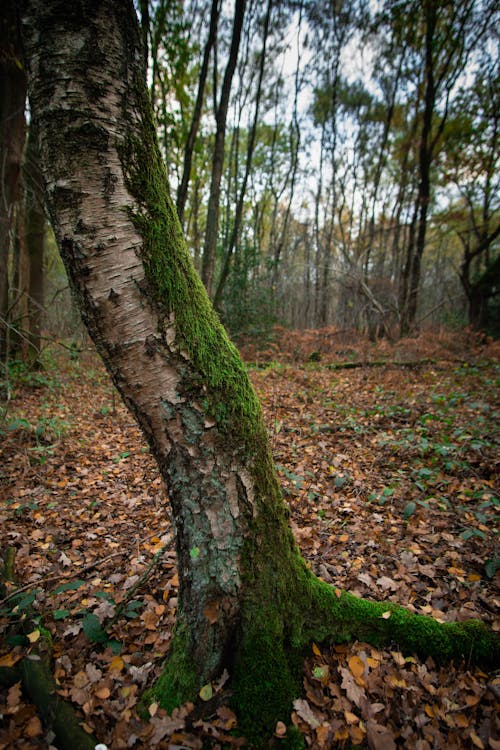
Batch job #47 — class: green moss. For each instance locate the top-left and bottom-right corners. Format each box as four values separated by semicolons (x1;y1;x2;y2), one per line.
231;622;303;745
118;88;265;456
152;619;200;712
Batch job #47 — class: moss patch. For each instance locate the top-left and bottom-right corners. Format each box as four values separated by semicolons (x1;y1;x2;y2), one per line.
118;84;265;456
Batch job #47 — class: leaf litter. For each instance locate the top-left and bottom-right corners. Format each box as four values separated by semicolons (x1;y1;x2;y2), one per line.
0;329;499;748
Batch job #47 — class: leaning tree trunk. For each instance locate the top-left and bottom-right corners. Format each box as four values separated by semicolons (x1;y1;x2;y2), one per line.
21;0;498;743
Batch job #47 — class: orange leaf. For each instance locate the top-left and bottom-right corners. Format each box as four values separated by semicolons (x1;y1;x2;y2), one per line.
312;642;321;656
348;655;365;679
0;651;22;668
95;686;111;699
25;716;43;737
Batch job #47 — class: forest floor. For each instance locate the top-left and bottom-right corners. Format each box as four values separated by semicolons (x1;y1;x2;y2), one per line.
0;327;499;749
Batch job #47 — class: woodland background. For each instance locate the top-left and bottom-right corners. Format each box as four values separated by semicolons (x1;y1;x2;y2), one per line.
1;0;499;362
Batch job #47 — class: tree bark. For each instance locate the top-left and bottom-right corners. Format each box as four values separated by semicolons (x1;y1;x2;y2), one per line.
21;0;499;743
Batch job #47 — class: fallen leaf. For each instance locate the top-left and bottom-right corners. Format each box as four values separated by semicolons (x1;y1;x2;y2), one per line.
275;721;287;737
109;655;124;673
27;629;41;643
366;720;396;750
293;698;321;729
348;655;365;679
339;667;365;708
25;715;43;737
0;651;22;667
199;683;213;701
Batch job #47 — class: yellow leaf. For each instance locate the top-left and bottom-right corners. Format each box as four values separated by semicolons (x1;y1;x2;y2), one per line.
0;652;22;667
389;676;407;688
148;702;158;717
424;704;435;718
27;629;41;644
344;710;358;724
468;573;481;582
199;683;213;701
381;611;391;619
334;727;349;741
109;656;124;673
312;642;321;656
170;572;179;587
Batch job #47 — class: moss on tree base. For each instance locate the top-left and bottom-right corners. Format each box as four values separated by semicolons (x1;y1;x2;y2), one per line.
152;565;499;747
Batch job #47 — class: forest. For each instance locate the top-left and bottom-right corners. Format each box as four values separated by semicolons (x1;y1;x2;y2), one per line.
1;0;499;355
0;0;499;748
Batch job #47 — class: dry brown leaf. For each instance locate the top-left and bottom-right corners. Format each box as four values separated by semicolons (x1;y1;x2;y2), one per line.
339;667;365;708
293;698;321;729
366;720;396;750
25;715;43;737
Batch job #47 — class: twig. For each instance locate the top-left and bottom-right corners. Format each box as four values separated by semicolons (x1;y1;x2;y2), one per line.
110;543;170;624
0;551;125;606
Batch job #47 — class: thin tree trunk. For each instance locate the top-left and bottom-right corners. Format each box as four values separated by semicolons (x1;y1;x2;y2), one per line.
0;0;27;363
176;0;220;224
24;122;45;363
213;0;272;308
201;0;246;297
21;0;499;743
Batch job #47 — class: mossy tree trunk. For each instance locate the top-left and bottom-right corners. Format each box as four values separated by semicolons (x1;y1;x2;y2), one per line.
21;0;498;742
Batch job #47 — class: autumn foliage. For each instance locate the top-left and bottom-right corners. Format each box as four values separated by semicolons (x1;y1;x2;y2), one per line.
1;329;499;748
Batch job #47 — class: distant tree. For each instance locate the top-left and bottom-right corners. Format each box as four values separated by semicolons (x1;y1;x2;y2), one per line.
21;0;498;743
24;121;45;364
441;56;500;332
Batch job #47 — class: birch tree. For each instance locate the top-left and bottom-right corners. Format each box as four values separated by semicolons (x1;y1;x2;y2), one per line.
21;0;498;742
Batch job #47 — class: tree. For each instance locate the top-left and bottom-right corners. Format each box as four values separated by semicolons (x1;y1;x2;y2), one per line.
21;0;498;744
24;121;45;364
0;0;27;363
393;0;495;335
201;0;246;297
441;56;500;332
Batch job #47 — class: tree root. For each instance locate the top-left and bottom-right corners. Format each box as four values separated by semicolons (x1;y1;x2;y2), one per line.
1;548;99;749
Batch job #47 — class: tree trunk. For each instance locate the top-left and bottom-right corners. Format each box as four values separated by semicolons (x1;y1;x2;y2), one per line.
21;0;499;743
399;1;436;337
24;122;45;363
201;0;246;297
176;0;220;225
0;0;27;363
213;0;272;309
